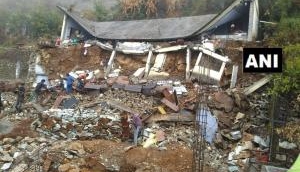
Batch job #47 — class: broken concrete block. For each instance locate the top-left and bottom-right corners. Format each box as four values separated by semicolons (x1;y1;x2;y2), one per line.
106;77;117;86
148;71;169;79
52;95;67;109
112;83;125;90
161;98;179;112
115;76;129;85
162;88;175;103
124;85;142;93
84;84;102;90
142;82;157;96
133;67;145;79
86;90;100;96
142;82;157;89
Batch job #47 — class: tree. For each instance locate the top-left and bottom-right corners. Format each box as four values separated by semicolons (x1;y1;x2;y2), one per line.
267;0;300;96
94;0;110;21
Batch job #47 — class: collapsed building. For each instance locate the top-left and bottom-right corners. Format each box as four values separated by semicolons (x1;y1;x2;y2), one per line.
1;0;300;172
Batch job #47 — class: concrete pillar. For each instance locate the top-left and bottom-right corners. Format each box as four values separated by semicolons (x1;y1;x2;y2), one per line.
247;0;259;41
186;48;191;80
15;60;20;79
105;50;117;77
60;14;67;41
230;65;238;88
144;49;153;77
195;52;203;67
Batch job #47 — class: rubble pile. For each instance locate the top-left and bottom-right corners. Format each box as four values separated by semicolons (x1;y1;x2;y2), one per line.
37;108;121;140
1;40;299;172
0;136;52;171
98;89;155;114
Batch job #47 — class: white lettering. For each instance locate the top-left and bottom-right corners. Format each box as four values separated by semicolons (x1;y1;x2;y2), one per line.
245;54;258;68
273;54;278;68
259;54;272;68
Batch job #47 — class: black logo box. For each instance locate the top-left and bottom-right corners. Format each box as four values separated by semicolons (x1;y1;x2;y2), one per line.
243;48;283;73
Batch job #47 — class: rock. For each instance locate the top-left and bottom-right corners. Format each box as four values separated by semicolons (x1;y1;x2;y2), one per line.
8;146;18;156
214;92;234;112
230;131;242;140
69;168;80;172
37;137;48;143
279;141;297;149
2;144;11;149
2;138;15;144
253;135;269;147
68;142;85;155
214;133;227;149
53;123;61;131
1;162;12;170
23;137;35;143
158;147;167;151
58;163;79;172
18;143;29;150
234;112;245;124
10;164;28;172
13;152;22;159
58;163;73;172
0;153;13;162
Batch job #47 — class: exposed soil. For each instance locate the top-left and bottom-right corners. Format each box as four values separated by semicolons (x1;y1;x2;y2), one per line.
41;45;197;81
46;139;217;172
0;118;38;140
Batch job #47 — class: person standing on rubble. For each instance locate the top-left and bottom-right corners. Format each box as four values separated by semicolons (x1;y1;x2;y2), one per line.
0;90;3;113
132;114;142;146
66;73;74;94
15;83;25;112
34;79;47;102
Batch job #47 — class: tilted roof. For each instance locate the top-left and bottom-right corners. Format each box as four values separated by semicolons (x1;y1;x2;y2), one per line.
58;6;217;41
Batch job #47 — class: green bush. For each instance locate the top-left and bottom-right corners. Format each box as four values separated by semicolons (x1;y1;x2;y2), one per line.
269;44;300;95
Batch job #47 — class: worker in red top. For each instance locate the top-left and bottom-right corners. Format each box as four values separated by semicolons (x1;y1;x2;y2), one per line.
78;73;89;82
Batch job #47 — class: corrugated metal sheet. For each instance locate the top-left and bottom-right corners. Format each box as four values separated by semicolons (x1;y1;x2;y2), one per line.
58;6;217;41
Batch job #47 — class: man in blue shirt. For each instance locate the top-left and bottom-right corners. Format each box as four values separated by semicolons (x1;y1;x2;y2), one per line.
66;73;74;94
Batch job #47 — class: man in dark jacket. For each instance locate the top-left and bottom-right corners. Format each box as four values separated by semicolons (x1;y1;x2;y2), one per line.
0;90;3;113
34;79;47;102
15;83;25;112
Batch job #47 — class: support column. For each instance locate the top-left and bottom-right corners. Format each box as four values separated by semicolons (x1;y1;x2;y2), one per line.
144;49;153;78
195;52;203;67
186;48;191;81
16;60;20;79
247;0;259;41
230;65;238;88
105;50;117;77
60;14;67;41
